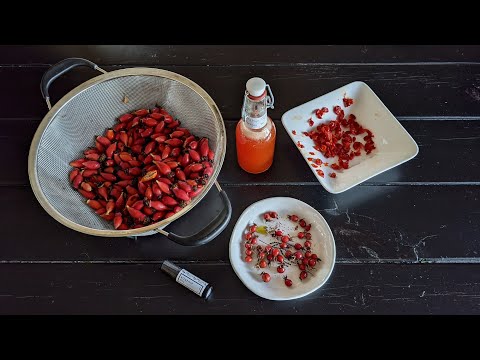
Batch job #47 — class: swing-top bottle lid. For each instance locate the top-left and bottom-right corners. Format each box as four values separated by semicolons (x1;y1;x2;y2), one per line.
246;77;266;98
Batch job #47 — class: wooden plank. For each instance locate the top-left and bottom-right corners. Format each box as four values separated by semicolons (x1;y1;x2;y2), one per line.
0;185;478;262
221;120;480;185
3;119;479;186
2;64;480;119
1;45;479;65
0;263;479;314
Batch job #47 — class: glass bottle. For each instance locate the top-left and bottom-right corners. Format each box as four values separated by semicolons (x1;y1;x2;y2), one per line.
236;77;276;174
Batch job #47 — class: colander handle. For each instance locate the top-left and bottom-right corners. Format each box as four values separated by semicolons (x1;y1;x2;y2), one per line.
155;182;232;247
40;57;107;110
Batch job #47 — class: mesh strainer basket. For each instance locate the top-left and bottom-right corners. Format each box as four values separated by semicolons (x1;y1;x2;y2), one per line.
28;58;231;246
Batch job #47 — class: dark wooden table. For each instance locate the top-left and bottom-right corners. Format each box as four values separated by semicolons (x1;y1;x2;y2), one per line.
1;45;479;314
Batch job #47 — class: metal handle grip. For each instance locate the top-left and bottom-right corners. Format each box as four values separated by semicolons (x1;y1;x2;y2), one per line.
157;183;232;247
40;57;107;110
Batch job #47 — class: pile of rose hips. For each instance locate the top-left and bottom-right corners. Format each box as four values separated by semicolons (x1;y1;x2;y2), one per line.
68;106;215;230
306;98;376;174
244;211;321;287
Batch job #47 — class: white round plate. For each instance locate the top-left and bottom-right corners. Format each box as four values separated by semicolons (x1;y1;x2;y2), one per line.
229;197;336;301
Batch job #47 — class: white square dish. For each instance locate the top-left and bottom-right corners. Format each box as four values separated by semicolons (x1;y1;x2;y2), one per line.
281;81;419;194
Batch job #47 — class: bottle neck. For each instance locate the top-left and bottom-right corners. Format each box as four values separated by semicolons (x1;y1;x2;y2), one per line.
242;93;268;130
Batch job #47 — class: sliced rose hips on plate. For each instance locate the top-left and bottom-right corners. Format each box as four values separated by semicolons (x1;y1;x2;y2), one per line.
343;97;354;107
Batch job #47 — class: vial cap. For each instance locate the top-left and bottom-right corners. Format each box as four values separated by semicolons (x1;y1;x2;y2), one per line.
246;77;266;97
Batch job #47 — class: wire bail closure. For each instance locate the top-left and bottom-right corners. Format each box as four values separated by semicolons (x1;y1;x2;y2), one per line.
241;83;274;119
266;84;274;109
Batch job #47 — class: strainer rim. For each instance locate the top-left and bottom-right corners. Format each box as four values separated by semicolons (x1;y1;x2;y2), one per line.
28;67;226;237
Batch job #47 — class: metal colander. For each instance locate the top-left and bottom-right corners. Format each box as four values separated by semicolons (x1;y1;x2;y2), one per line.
29;64;226;238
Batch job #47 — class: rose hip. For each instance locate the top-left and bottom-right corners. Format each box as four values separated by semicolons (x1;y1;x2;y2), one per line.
68;106;214;230
83;161;101;170
113;212;123;229
97;186;107;200
161;196;178;207
199;138;209;158
288;214;299;222
80;182;92;192
72;174;83;189
172;187;190;202
269;211;278;219
189;149;201;162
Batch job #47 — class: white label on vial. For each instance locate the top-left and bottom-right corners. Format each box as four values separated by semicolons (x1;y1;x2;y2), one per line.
245;114;267;129
176;269;208;297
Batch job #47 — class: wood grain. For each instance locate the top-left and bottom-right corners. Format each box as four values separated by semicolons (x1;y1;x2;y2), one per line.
2;119;479;186
1;263;479;314
2;64;480;119
1;185;478;262
1;45;479;314
1;45;479;65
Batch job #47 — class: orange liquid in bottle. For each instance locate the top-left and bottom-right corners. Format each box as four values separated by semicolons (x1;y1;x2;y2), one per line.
236;117;276;174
